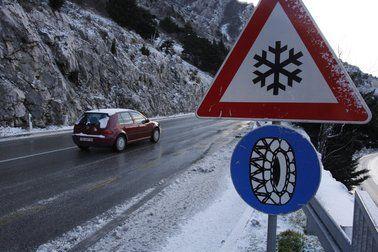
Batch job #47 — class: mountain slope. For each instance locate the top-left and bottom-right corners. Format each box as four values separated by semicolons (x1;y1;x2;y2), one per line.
138;0;253;45
0;0;211;127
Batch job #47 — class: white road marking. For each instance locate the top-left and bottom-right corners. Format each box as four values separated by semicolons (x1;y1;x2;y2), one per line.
0;114;195;143
0;119;238;165
0;146;77;164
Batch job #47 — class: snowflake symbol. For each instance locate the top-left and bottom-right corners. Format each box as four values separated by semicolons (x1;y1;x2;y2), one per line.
252;41;303;96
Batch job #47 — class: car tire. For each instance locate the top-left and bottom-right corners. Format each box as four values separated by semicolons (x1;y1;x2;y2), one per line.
150;128;160;143
114;135;127;152
78;145;90;151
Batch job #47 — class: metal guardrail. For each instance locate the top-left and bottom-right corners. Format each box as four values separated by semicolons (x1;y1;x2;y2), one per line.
303;198;351;251
303;190;378;252
352;190;378;252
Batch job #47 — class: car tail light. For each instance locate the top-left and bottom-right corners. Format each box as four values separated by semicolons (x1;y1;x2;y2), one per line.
103;130;113;135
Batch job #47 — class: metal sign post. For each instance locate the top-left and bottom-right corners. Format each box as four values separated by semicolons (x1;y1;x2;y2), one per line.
230;125;322;249
266;121;280;251
267;214;277;252
195;0;372;250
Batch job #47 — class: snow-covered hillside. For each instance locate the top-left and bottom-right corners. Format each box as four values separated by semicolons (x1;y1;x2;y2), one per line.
344;62;378;94
0;0;213;127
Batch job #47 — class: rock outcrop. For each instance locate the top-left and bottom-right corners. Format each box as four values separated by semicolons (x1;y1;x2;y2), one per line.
138;0;253;45
0;0;212;127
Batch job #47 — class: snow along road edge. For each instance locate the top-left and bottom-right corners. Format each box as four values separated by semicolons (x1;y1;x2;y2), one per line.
0;113;195;142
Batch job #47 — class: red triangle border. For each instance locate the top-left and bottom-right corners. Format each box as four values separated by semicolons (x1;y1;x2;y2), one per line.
196;0;371;124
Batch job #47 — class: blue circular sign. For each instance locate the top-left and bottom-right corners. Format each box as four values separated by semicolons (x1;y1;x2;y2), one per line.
231;125;321;215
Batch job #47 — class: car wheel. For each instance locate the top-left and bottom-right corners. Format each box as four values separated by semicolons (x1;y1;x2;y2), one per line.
114;135;127;152
150;128;160;143
78;145;90;151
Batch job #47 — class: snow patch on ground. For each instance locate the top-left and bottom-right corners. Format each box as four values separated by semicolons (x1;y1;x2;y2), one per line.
356;149;378;184
89;138;239;251
359;153;378;185
87;125;322;251
0;125;73;138
316;170;354;227
367;155;378;184
162;178;322;252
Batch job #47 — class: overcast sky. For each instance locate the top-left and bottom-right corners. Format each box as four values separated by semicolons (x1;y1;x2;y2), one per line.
239;0;378;77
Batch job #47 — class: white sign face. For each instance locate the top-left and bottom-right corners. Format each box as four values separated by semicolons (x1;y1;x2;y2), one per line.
221;3;337;104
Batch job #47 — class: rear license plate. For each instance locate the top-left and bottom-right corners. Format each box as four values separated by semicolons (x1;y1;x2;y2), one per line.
80;137;93;142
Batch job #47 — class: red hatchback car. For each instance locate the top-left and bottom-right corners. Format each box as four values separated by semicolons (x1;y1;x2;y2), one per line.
72;109;160;152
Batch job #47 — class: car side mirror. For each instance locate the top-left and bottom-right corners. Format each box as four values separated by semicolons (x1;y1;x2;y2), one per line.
143;118;150;124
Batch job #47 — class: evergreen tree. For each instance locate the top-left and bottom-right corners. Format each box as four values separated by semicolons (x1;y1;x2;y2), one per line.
180;34;228;75
158;17;229;74
298;91;377;190
319;124;370;190
49;0;65;11
140;45;150;56
111;38;117;55
159;17;181;34
107;0;158;40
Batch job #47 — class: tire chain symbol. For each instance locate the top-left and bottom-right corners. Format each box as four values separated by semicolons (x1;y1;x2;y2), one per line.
250;138;296;205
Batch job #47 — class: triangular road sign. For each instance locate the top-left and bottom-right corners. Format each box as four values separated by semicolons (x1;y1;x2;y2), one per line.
196;0;371;124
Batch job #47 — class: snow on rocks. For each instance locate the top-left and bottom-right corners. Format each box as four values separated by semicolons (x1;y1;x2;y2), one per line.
138;0;253;46
0;0;212;128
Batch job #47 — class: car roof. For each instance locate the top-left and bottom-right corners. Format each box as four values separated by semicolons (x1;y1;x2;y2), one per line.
86;108;135;116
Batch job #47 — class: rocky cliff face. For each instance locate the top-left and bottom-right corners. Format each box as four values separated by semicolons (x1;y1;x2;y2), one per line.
72;0;253;46
138;0;253;45
0;0;213;127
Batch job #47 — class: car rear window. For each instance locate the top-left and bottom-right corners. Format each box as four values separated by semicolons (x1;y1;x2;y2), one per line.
77;113;110;129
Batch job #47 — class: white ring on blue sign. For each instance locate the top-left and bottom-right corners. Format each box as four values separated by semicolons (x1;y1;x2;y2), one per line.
231;125;321;215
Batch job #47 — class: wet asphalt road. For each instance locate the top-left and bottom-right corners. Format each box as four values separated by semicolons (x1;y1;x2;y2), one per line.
0;116;243;251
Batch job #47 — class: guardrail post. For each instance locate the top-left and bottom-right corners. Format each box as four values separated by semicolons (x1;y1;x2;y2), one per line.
62;115;69;126
28;113;33;131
